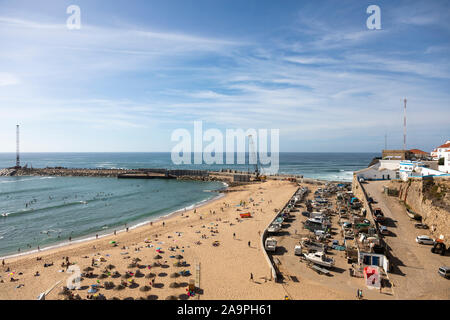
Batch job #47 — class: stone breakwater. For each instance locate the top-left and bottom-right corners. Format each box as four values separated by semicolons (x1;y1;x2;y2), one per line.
0;167;313;187
0;167;250;185
2;167;130;177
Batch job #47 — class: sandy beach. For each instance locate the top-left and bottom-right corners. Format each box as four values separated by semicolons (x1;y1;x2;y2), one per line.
0;179;301;300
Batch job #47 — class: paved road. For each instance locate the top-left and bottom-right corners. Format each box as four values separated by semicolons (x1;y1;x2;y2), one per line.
363;181;450;299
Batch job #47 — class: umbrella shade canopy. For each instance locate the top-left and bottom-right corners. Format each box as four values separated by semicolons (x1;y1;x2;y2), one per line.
132;257;142;262
145;273;156;279
175;255;183;260
139;285;151;292
170;272;180;278
146;295;158;300
169;282;179;288
83;267;94;272
165;295;178;300
127;263;137;268
150;262;160;267
106;264;115;270
154;255;162;259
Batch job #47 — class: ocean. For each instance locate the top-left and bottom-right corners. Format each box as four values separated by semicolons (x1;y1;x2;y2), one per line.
0;152;377;257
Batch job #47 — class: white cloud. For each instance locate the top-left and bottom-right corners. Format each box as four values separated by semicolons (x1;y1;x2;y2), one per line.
0;73;19;86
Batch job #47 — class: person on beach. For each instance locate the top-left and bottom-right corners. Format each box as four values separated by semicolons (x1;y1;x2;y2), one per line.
96;234;98;239
250;273;253;281
233;233;236;239
126;227;129;232
114;230;116;235
2;259;4;266
248;241;251;247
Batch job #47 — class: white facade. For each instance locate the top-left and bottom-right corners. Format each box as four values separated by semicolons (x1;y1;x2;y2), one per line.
355;162;397;180
438;151;450;173
378;160;402;171
431;140;450;160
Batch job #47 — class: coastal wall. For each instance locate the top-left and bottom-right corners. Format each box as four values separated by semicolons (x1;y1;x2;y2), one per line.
261;187;300;283
352;174;373;218
388;177;450;246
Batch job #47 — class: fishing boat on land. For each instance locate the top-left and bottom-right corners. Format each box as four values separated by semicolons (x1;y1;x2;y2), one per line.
267;222;282;233
304;251;335;268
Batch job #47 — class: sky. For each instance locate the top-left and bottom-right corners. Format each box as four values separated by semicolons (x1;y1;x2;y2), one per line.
0;0;449;152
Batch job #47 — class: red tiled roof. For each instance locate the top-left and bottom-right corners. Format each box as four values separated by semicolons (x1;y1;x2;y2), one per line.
436;142;450;149
409;149;428;155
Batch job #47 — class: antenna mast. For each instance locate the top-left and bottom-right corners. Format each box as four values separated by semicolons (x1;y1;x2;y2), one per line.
248;135;259;177
403;98;407;151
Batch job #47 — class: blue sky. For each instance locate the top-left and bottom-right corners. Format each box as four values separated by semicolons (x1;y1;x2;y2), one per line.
0;0;449;152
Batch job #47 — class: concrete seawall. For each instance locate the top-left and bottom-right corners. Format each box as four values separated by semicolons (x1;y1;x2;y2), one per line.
261;186;302;283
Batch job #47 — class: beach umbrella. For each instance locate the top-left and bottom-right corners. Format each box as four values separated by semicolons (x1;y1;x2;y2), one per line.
135;270;144;278
154;255;162;259
114;284;125;291
175;255;183;260
145;273;156;279
83;267;94;272
139;285;151;292
127;263;137;268
150;262;160;268
124;297;134;300
132;257;141;262
122;273;132;279
170;272;180;278
165;295;178;300
169;282;179;288
146;295;158;300
106;264;115;270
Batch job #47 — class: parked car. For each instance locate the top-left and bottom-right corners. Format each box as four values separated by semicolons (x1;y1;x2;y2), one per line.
415;235;434;245
414;223;429;229
438;266;450;279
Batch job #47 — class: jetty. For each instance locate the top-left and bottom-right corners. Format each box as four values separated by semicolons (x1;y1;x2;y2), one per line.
0;166;309;186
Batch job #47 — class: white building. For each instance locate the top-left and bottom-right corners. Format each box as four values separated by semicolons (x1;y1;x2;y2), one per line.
355;162;397;181
431;140;450;160
438;151;450;173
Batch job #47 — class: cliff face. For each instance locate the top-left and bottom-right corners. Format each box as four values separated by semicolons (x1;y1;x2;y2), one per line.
389;177;450;246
